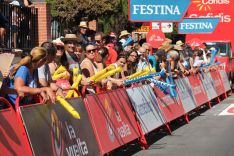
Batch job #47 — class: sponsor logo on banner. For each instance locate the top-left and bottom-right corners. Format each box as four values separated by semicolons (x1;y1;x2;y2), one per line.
103;98;115;142
146;30;165;48
178;18;220;34
200;73;217;100
188;0;233;23
126;85;165;134
86;89;140;154
160;95;175;107
103;98;132;140
20;98;100;156
210;71;225;95
135;100;152;116
64;122;89;156
129;0;191;21
185;0;234;49
51;110;64;156
175;78;197;113
193;85;205;95
219;70;231;91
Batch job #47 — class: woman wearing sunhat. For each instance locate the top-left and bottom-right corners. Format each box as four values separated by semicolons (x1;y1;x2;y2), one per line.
77;21;89;47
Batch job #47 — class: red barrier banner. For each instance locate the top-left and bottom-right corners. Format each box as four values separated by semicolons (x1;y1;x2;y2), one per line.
218;70;231;92
210;71;226;96
199;72;218;100
126;85;165;134
153;86;185;122
19;98;100;156
187;74;209;107
0;98;32;156
85;89;140;155
175;77;197;113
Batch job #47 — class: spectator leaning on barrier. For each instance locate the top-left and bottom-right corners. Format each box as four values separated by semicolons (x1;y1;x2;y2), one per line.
95;46;109;70
50;37;68;75
107;54;127;89
125;50;139;76
80;44;98;78
39;41;64;97
6;47;55;105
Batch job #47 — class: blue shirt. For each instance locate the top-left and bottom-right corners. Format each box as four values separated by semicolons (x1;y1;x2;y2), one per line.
7;66;38;105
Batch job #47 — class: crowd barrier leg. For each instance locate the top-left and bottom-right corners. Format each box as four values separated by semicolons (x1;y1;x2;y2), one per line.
121;86;148;149
208;101;212;109
165;123;172;135
127;102;149;149
184;114;190;124
217;97;221;104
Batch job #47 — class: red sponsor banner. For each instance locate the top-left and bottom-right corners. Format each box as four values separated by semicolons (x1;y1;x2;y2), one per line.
186;38;206;49
187;74;209;106
85;89;140;154
188;0;234;12
153;87;185;122
186;0;234;46
146;29;165;48
0;98;32;156
210;71;226;96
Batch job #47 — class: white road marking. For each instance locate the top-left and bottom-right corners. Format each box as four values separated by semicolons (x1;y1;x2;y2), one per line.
219;104;234;116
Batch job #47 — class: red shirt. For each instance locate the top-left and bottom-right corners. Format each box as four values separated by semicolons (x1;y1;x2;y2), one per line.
106;47;117;66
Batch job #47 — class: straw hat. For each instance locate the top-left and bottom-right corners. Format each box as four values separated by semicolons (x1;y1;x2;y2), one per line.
158;41;173;52
79;21;88;29
52;37;64;46
61;34;80;42
119;30;130;38
176;40;184;46
173;45;183;51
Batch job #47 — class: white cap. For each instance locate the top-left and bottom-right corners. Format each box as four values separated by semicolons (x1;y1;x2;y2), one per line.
10;1;20;6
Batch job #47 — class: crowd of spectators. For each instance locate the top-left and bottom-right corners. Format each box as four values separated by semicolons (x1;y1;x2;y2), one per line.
0;20;219;106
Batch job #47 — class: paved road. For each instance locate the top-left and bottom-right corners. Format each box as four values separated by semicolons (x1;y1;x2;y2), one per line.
132;94;234;156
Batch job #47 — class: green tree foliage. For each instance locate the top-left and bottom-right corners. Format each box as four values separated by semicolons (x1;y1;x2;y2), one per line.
47;0;141;35
47;0;120;21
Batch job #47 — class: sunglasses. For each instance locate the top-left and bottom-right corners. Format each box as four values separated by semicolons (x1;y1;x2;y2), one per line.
87;49;96;53
56;46;64;50
95;40;101;44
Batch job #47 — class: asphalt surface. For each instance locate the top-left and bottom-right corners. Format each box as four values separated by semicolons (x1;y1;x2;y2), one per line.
112;93;234;156
133;94;234;156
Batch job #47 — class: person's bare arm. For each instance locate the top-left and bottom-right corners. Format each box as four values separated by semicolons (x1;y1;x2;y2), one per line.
80;63;95;78
14;77;55;103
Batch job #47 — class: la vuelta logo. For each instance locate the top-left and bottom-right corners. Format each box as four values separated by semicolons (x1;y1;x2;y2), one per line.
192;0;230;11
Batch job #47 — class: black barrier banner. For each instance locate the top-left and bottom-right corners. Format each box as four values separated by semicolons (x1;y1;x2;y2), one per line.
175;77;196;113
20;98;100;156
